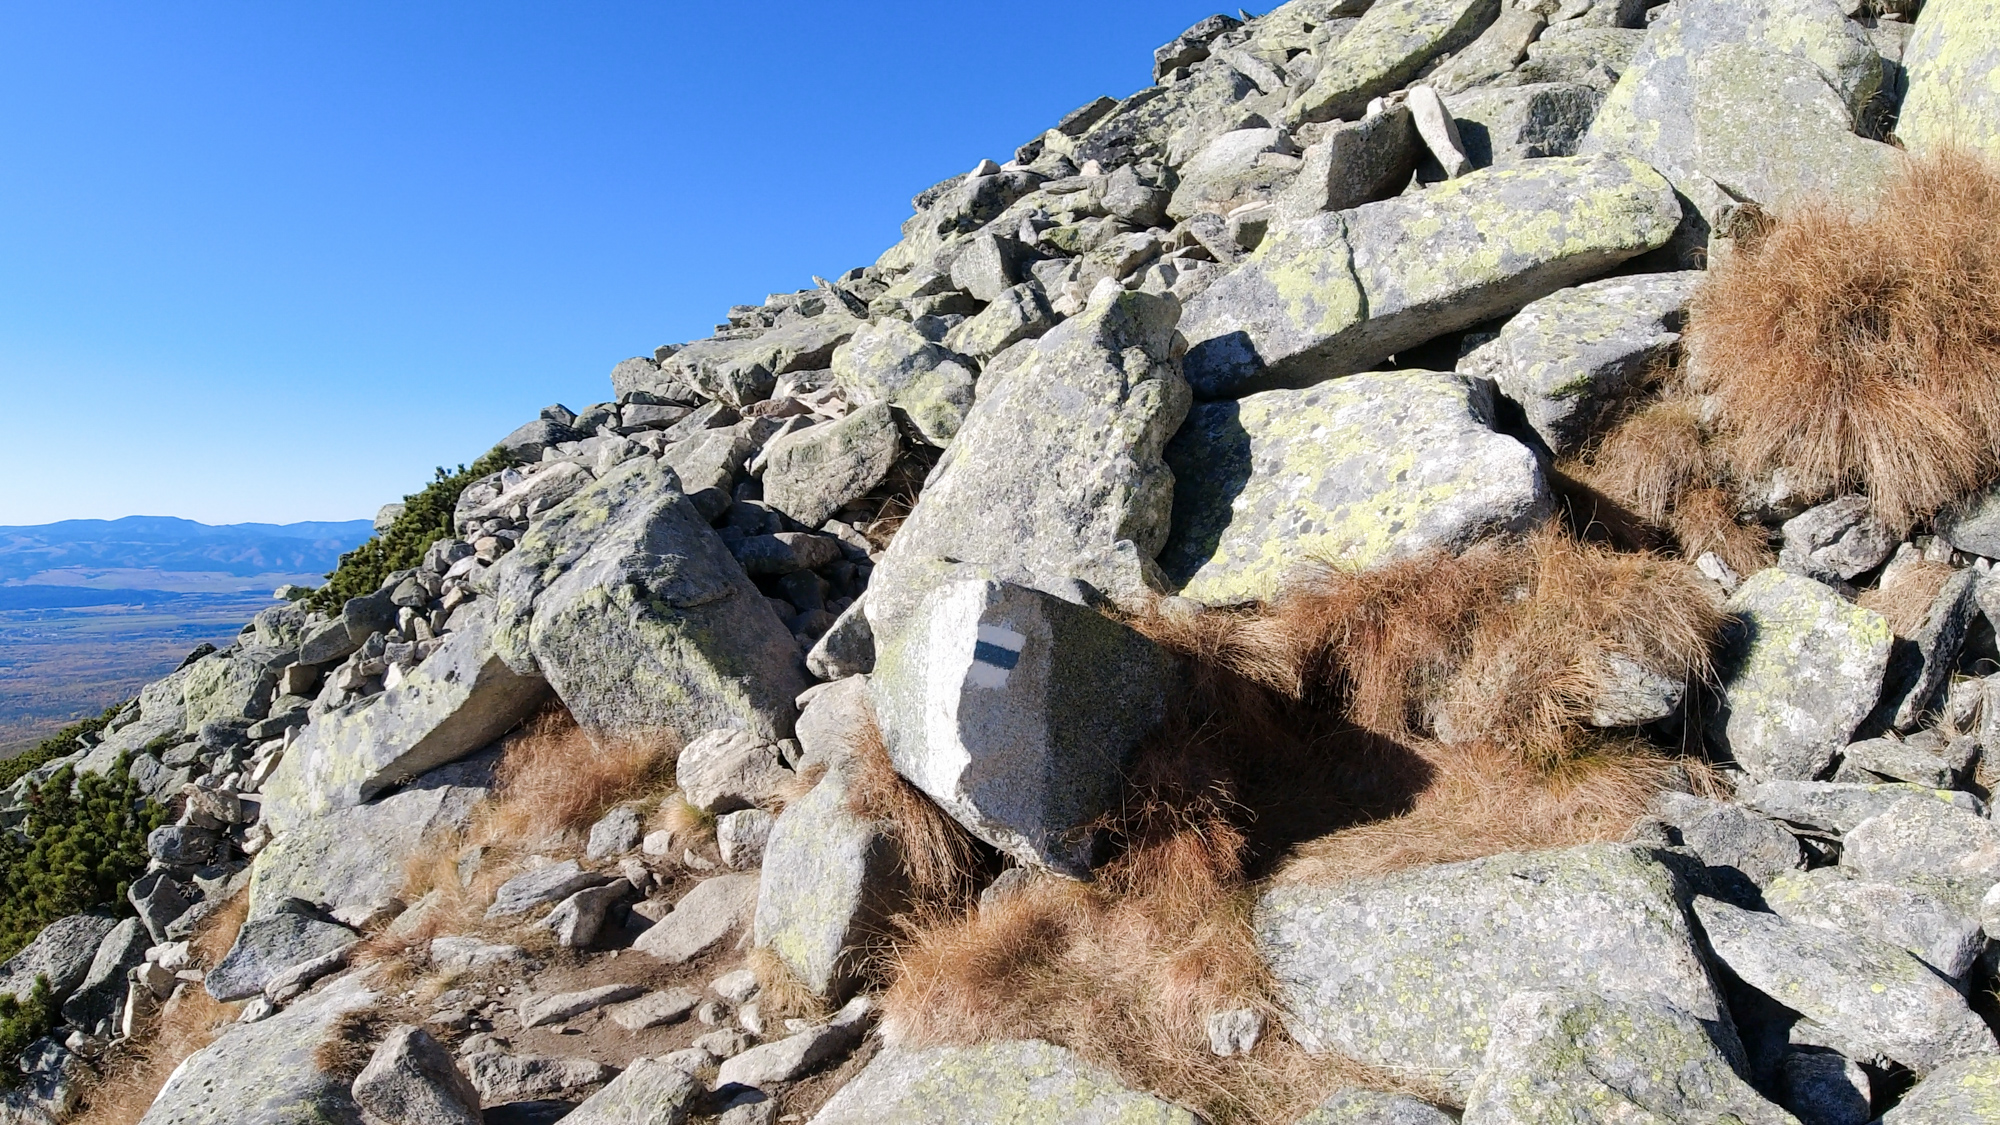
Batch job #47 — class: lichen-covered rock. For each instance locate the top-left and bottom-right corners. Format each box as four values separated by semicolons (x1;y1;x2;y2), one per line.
831;320;978;447
1257;844;1727;1099
1879;1054;2000;1124
806;1040;1201;1125
1657;792;1803;887
868;287;1188;636
1709;569;1894;782
1167;128;1303;221
1736;779;1985;834
140;971;376;1125
61;917;148;1031
1160;370;1549;603
1180;154;1680;398
350;1025;483;1125
250;775;486;922
180;645;290;732
872;578;1175;875
260;602;546;832
659;418;775;520
0;913;118;1002
753;756;904;1001
1843;797;2000;911
1297;1088;1456;1125
761;403;900;529
206;910;358;1002
1458;271;1698;455
943;282;1057;363
1286;0;1501;125
1896;0;2000;165
676;728;791;813
491;457;808;744
670;315;859;407
1692;897;1997;1074
1463;989;1795;1125
559;1058;699;1125
1764;868;1987;981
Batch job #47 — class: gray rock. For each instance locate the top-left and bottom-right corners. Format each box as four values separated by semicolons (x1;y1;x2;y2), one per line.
731;531;843;576
1658;793;1803;886
148;825;224;866
1274;105;1421;219
1285;0;1501;124
1737;779;1985;835
867;287;1188;635
717;808;774;870
607;988;700;1031
677;729;791;814
1765;868;1986;982
1896;0;2000;163
1779;497;1898;584
538;881;634;949
558;1057;700;1125
1296;1089;1455;1125
0;914;119;1002
260;602;549;831
1205;1008;1266;1058
670;315;860;408
519;984;644;1030
873;578;1175;875
1588;652;1688;728
806;597;875;681
1446;82;1603;167
1154;13;1241;78
251;780;485;923
1693;897;1996;1074
1427;4;1547;95
660;418;775;520
830;320;978;447
634;873;759;963
715;997;873;1087
1513;25;1646;90
761;403;900;529
1167;128;1303;221
427;936;526;975
1257;844;1727;1099
486;860;608;919
490;457;808;745
1406;85;1473;178
1458;272;1698;456
206;910;358;1002
753;762;904;1002
694;1028;755;1059
60;917;147;1030
1843;798;2000;910
807;1040;1201;1125
1935;484;2000;559
138;971;377;1125
463;1051;615;1105
586;806;643;861
1777;1049;1871;1125
1877;1054;2000;1124
1874;569;1980;733
129;872;196;945
298;617;363;667
1160;369;1549;604
1710;569;1894;782
1180;154;1680;398
1463;988;1794;1125
351;1025;482;1125
180;645;290;732
1579;0;1892;260
499;418;584;462
1840;736;1961;789
942;283;1056;363
454;461;595;531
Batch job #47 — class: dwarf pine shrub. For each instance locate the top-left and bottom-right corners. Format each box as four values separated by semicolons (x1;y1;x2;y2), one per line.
307;447;517;613
0;976;55;1087
0;757;164;964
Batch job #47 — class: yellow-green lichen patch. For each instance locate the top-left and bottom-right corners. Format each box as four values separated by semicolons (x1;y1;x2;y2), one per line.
1287;0;1501;124
809;1040;1202;1125
1899;0;2000;163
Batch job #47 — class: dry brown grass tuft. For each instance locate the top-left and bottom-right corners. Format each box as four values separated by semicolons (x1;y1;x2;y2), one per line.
1664;487;1774;577
842;707;986;910
1686;146;2000;533
1859;558;1959;636
312;1008;388;1082
1574;395;1714;525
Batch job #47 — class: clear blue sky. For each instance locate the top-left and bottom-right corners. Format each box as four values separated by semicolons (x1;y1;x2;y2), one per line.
0;1;1224;526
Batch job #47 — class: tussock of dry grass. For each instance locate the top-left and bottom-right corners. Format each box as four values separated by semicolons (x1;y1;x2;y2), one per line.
1576;396;1714;526
842;704;986;910
1686;146;2000;533
1859;558;1958;635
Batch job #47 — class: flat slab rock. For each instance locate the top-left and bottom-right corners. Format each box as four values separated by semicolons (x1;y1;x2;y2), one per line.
1898;0;2000;165
635;873;759;963
1161;369;1549;603
1879;1054;2000;1124
806;1040;1201;1125
1255;843;1726;1099
139;972;377;1125
559;1058;700;1125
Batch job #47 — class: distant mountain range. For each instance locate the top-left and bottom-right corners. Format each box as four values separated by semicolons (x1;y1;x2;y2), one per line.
0;516;375;608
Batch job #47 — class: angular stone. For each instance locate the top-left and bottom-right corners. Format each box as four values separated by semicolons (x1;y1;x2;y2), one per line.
1874;569;1979;733
761;404;900;529
1936;483;2000;559
717;808;774;870
539;881;634;949
807;1040;1201;1125
491;457;808;744
586;805;643;861
261;602;549;832
1844;798;2000;909
607;988;700;1031
1777;1049;1871;1125
1154;13;1241;79
830;319;977;447
671;316;860;407
1878;1054;2000;1124
806;598;875;681
1459;272;1697;455
1657;793;1803;886
206;911;358;1002
1765;868;1987;981
634;873;759;963
1167;128;1303;221
677;729;791;814
1737;779;1985;835
499;418;583;462
181;645;290;732
1709;569;1894;782
1513;25;1646;90
1180;154;1680;398
486;860;608;919
1779;496;1898;583
868;288;1188;630
715;997;873;1087
559;1058;699;1125
519;984;644;1030
1296;1088;1456;1125
873;578;1175;875
1897;0;2000;164
942;283;1057;362
1464;989;1794;1125
138;972;377;1125
753;763;904;1001
1275;105;1421;219
1258;844;1726;1099
661;418;775;521
1448;82;1604;169
351;1025;482;1125
1161;370;1549;604
1286;0;1502;125
1692;897;1996;1074
427;937;526;975
61;917;148;1031
463;1051;615;1105
0;914;119;1002
1841;736;1961;789
251;779;485;922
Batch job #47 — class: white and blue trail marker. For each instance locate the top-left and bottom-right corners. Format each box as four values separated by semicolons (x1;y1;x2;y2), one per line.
967;623;1026;689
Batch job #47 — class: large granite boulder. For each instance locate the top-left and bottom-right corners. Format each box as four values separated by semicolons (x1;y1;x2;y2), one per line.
249;771;487;922
1256;844;1728;1100
867;287;1189;637
1285;0;1502;125
1160;369;1549;604
0;914;120;1003
1842;796;2000;911
1458;271;1700;455
139;972;376;1125
873;579;1174;875
1445;82;1604;167
180;645;290;732
1709;569;1894;783
1764;868;1987;981
760;403;900;529
491;456;809;743
206;909;359;1002
807;1040;1201;1125
1898;0;2000;165
1878;1055;2000;1124
1180;154;1680;398
669;314;859;407
260;602;547;832
61;917;149;1032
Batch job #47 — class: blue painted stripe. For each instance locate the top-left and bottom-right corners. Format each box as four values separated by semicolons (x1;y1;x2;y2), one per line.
972;640;1021;670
